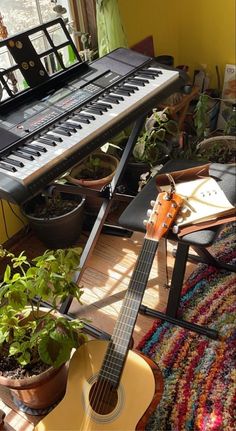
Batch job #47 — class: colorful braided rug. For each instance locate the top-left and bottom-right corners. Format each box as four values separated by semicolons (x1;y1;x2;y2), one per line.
137;224;236;431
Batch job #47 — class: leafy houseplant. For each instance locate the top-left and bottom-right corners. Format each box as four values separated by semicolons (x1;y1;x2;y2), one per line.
181;93;236;163
0;246;85;412
124;109;179;194
133;108;179;166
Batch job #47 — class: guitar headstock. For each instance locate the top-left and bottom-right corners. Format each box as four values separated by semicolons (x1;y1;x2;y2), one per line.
145;191;183;241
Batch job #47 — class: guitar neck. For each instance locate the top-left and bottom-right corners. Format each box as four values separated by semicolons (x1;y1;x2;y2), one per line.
99;238;159;387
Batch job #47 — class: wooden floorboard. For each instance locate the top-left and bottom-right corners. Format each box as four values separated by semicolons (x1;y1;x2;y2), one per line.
0;229;196;430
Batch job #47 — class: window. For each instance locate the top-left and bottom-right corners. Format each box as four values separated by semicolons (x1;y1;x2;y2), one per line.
0;1;82;100
0;0;71;37
0;1;98;102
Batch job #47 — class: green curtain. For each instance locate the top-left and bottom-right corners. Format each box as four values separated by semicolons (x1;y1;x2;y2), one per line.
96;0;128;57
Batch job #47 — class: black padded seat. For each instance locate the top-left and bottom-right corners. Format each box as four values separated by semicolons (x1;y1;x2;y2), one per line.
118;159;236;338
119;160;236;246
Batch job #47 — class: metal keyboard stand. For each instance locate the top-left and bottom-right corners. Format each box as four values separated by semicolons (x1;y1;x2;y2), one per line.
55;115;146;338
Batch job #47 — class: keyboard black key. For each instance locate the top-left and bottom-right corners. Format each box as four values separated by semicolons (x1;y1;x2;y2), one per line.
137;71;155;79
129;79;146;87
148;67;162;75
37;138;57;147
78;113;96;121
29;144;47;153
119;85;136;93
0;161;17;172
133;76;149;84
13;151;34;161
43;135;62;143
22;146;41;156
2;157;24;167
84;107;103;115
92;103;108;111
123;83;139;91
66;119;82;129
113;88;131;96
54;128;71;137
72;115;90;124
59;124;77;132
103;96;120;104
109;94;124;101
97;100;112;109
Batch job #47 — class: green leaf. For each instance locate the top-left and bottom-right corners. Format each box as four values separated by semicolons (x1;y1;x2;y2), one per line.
3;265;11;282
7;290;27;309
18;350;31;366
9;341;21;356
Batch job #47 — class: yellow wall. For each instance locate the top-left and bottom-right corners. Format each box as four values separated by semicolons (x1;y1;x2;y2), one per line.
177;0;236;86
1;0;235;244
119;0;236;86
0;201;25;244
119;0;180;61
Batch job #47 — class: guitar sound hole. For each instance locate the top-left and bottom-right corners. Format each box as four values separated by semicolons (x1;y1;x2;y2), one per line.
89;380;118;415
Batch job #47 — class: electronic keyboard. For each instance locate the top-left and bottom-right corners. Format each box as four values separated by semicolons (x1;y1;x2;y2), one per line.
0;23;187;204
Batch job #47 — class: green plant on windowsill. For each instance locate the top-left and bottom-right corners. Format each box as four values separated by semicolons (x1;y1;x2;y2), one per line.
133;108;179;167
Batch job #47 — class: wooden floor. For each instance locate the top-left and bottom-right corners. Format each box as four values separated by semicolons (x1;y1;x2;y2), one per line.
0;227;196;430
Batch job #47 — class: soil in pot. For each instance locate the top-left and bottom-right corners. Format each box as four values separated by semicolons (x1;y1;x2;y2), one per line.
0;353;68;415
21;193;85;249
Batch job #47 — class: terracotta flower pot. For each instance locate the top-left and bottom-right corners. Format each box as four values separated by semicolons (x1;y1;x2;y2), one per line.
0;363;68;415
0;307;70;415
67;153;119;212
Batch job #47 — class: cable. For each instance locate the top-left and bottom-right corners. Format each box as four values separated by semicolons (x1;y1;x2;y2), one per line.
7;201;27;228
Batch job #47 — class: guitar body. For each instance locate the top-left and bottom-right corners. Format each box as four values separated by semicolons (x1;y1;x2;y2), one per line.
35;340;163;431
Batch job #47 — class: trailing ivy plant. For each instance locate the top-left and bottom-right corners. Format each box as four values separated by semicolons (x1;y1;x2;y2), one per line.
0;247;86;369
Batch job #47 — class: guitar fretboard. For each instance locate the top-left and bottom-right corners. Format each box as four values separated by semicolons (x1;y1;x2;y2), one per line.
99;238;159;387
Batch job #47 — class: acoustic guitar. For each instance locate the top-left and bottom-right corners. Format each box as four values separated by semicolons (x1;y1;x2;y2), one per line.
35;182;183;431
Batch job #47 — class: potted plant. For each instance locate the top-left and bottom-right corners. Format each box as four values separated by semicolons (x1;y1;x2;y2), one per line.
21;190;85;249
0;246;85;414
124;108;179;194
66;150;119;212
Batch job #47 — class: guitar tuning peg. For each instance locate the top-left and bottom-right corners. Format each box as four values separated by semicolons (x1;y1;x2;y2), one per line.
143;219;148;226
150;200;156;207
180;206;188;214
146;209;152;217
176;216;184;223
172;224;179;234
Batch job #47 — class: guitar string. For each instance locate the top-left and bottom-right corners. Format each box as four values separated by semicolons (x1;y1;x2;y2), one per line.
99;244;158;386
91;234;159;415
91;193;180;415
91;239;158;415
90;199;166;414
98;241;157;380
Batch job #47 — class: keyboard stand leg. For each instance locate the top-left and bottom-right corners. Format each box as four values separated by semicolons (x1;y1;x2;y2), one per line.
59;115;147;324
